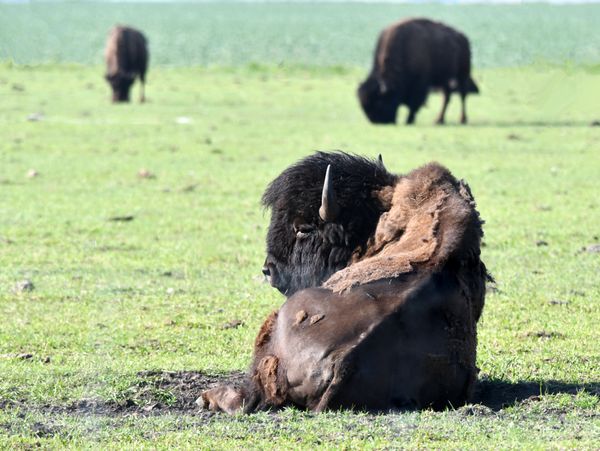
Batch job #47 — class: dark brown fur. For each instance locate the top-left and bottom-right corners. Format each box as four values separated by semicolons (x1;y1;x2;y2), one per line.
104;25;148;103
200;155;488;414
358;18;479;125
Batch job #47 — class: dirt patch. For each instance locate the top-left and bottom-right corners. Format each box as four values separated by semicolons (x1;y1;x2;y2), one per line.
30;421;61;438
2;372;597;418
128;370;246;413
523;330;565;340
2;371;246;417
456;404;495;417
584;244;600;253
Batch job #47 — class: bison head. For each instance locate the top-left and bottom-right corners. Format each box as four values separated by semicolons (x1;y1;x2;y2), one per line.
261;152;397;296
105;72;135;102
357;76;399;124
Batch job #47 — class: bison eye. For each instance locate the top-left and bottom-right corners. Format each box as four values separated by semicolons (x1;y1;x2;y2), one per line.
293;223;315;239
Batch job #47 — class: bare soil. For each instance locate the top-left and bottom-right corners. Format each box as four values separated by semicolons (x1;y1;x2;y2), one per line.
1;371;597;417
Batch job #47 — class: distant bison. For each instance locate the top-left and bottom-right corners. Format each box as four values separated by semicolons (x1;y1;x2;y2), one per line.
200;153;489;413
358;19;479;125
104;26;148;103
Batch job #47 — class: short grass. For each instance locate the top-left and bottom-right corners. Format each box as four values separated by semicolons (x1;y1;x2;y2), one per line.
1;63;599;448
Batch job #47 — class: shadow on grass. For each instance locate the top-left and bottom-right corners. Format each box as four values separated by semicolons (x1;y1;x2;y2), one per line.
474;120;599;128
473;377;600;411
395;120;599;128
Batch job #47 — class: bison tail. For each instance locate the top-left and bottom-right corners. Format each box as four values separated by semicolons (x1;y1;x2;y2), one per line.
467;77;480;94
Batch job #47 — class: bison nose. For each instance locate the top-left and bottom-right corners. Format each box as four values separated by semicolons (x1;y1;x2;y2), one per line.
262;266;271;277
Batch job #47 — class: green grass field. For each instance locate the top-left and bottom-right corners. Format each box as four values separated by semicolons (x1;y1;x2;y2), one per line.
1;62;599;448
1;2;600;448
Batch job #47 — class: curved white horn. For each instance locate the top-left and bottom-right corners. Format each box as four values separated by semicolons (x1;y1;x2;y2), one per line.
319;165;339;222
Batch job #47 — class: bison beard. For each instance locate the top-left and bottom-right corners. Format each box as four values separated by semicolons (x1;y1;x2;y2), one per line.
200;152;489;413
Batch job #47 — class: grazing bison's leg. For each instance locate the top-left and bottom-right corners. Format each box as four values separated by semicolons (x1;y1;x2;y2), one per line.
460;93;467;124
405;82;428;125
436;87;451;125
458;82;470;124
139;74;146;103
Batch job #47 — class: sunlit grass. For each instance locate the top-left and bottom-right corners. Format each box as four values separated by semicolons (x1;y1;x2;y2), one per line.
0;63;599;447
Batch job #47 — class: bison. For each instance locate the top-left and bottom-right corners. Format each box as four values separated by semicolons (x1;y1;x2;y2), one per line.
104;26;148;103
358;18;479;125
200;152;489;413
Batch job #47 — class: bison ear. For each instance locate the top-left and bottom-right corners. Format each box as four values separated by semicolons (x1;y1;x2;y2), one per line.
319;165;339;222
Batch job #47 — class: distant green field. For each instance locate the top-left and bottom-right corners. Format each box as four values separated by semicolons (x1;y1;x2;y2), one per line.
0;62;599;447
1;2;600;67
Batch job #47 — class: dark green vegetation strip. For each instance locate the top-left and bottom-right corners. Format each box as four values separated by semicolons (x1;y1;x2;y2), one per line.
1;64;599;447
1;3;600;67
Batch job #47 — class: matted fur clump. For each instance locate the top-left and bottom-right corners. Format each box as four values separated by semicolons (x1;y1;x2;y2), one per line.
200;153;489;414
324;162;486;322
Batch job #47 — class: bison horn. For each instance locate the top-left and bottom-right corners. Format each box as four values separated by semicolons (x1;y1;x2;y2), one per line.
378;154;384;167
319;165;339;222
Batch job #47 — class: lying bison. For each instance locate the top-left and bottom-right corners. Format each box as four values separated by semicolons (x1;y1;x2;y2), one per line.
200;152;489;413
104;25;148;103
358;18;479;125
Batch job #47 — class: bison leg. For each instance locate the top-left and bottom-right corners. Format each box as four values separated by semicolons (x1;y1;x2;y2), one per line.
197;385;245;414
139;71;146;103
139;81;145;103
436;88;451;125
460;93;467;124
405;83;428;125
313;358;349;412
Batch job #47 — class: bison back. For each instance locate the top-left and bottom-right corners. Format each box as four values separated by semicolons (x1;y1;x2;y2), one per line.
105;26;148;77
375;18;473;91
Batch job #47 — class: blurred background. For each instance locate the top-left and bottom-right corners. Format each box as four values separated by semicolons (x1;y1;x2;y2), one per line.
2;0;600;68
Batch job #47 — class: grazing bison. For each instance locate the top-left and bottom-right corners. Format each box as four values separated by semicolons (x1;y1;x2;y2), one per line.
200;152;489;413
104;26;148;103
358;18;479;125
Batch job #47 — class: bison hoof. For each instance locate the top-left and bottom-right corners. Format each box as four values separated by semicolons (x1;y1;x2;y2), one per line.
197;385;244;414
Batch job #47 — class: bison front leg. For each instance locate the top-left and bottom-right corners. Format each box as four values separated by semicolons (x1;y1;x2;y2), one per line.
460;93;467;124
139;81;145;103
197;385;245;414
436;88;451;125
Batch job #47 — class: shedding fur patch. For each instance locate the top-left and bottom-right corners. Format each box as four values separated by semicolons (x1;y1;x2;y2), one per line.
254;310;278;349
309;314;325;325
254;355;286;405
324;163;478;292
294;310;308;326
